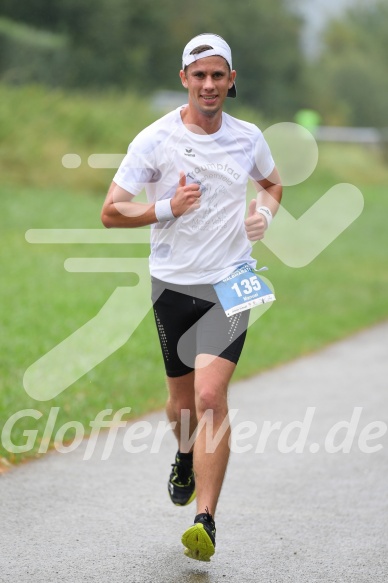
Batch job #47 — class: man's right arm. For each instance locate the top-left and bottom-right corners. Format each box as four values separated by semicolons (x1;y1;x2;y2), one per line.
101;181;157;228
101;173;201;229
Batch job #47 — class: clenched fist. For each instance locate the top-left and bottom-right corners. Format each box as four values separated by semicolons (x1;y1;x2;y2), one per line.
244;199;268;241
170;171;202;217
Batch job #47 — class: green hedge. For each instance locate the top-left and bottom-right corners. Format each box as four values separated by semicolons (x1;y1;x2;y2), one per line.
0;17;69;85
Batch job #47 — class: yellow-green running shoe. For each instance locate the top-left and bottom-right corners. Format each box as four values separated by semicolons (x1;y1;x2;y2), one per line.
181;507;216;562
168;450;196;506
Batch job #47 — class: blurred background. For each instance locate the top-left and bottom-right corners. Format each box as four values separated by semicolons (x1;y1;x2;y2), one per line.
0;0;387;125
0;0;387;465
0;0;387;122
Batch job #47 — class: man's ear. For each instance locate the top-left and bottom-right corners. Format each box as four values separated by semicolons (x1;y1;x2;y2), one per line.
180;69;188;89
229;69;236;90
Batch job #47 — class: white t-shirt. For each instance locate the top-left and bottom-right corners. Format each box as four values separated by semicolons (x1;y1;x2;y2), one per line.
114;106;275;285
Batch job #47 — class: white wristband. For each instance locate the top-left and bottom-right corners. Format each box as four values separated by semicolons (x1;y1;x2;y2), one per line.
257;206;273;228
155;199;175;222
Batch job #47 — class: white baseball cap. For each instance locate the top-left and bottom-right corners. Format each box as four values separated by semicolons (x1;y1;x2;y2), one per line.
182;33;237;98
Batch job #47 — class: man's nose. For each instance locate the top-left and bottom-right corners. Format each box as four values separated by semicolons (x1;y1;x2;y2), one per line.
203;75;215;91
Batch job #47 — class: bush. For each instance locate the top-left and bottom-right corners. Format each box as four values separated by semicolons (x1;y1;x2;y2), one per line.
0;17;69;86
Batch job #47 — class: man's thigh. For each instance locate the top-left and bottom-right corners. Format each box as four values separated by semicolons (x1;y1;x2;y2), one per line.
194;300;249;366
151;277;212;377
152;277;249;376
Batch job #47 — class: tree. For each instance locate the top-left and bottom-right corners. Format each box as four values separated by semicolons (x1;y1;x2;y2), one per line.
0;0;65;31
0;0;306;119
313;0;388;127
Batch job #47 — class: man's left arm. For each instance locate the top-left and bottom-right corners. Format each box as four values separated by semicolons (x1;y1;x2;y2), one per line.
245;167;282;242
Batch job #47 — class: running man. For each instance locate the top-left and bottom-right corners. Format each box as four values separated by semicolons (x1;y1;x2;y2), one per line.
101;33;282;561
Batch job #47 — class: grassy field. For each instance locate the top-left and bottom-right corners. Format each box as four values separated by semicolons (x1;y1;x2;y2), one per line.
1;85;387;467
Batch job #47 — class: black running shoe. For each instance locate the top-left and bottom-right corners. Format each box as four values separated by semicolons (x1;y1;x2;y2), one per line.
182;507;216;562
168;451;196;506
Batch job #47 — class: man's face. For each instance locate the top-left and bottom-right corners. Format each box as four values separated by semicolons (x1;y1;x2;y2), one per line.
180;56;236;117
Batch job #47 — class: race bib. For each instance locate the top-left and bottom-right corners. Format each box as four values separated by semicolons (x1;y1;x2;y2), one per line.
213;263;275;317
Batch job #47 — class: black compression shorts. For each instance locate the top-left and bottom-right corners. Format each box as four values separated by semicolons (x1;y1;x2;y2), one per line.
151;277;250;378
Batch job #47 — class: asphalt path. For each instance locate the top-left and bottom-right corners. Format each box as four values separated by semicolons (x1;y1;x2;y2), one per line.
1;322;387;582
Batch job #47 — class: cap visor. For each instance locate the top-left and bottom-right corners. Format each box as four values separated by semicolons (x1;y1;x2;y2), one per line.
227;83;237;98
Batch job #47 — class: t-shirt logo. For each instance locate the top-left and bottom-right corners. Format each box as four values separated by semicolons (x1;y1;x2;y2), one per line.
184;148;195;157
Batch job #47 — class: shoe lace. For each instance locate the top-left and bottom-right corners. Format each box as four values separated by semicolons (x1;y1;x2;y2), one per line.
170;460;193;486
202;507;216;540
204;506;214;523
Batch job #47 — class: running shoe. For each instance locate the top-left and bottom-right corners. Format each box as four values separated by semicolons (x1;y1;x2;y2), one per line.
181;507;216;562
168;451;196;506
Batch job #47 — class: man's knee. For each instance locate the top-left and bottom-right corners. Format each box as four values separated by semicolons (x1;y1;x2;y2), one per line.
195;388;228;420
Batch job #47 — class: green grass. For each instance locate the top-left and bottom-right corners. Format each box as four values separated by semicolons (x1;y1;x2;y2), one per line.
1;85;387;467
0;84;157;193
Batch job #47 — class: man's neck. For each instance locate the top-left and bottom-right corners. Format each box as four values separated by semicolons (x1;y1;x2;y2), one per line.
180;105;223;135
